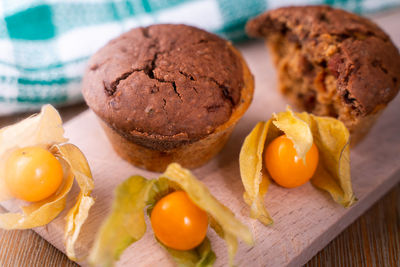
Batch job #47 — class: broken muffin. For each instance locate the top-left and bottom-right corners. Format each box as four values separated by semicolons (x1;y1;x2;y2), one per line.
83;24;254;171
246;5;400;144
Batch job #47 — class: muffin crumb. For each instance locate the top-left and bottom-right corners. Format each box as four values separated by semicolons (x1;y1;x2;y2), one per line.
246;6;400;142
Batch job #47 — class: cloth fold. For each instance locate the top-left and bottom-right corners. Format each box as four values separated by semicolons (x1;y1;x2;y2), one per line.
0;0;397;115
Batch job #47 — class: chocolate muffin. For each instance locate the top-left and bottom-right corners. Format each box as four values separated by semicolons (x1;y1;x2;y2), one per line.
246;6;400;144
83;24;254;171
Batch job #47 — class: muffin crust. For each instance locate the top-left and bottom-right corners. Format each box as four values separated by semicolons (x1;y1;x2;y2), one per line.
83;24;245;150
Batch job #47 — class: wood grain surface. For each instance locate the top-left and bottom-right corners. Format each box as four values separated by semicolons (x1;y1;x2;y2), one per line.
1;8;400;267
0;183;398;267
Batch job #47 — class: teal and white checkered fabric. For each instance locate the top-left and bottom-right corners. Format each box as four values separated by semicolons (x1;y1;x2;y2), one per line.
0;0;398;115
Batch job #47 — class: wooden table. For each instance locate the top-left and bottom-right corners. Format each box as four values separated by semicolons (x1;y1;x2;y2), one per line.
1;9;400;266
1;102;399;267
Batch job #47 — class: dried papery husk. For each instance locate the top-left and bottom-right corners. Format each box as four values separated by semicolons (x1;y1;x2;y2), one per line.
239;108;356;225
89;163;253;267
0;105;95;262
88;175;155;267
0;157;73;229
53;144;95;261
0;105;67;202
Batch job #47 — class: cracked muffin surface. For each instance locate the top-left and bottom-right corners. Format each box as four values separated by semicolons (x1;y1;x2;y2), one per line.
246;5;400;143
82;24;244;147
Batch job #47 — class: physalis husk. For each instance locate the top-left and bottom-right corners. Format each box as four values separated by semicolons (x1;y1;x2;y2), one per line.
239;108;357;225
0;105;95;261
89;163;253;267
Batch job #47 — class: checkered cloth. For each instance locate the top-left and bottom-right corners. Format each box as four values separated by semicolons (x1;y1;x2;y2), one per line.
0;0;398;115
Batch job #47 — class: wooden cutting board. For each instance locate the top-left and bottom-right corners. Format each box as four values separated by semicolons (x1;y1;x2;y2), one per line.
2;13;400;267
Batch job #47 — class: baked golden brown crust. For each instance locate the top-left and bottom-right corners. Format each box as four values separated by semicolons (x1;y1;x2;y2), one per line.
99;49;254;172
83;24;246;151
246;5;400;143
83;24;254;170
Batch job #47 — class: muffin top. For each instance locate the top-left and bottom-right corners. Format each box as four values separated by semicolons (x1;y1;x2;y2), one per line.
83;24;245;144
246;5;400;115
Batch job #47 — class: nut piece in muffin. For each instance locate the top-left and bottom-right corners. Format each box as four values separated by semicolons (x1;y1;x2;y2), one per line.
246;5;400;144
83;24;254;172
